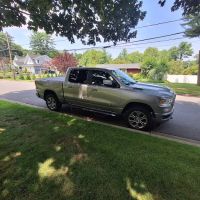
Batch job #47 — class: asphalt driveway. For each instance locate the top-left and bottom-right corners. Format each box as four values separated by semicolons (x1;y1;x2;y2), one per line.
1;80;200;141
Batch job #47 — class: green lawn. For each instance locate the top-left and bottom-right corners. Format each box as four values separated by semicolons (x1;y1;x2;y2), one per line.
0;100;200;200
139;79;200;96
163;82;200;97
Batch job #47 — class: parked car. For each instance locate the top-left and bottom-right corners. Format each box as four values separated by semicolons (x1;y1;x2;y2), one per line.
35;67;176;131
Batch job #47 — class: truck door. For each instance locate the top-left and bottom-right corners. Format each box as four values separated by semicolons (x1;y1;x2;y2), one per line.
63;69;89;107
85;70;122;113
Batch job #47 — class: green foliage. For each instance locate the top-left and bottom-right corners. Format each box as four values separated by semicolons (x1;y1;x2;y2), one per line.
26;74;31;80
183;65;198;75
168;60;184;74
30;32;55;55
47;49;60;58
79;50;111;66
141;57;157;77
183;14;200;38
159;0;200;15
127;51;143;63
31;74;36;80
0;32;25;58
141;48;170;80
0;0;146;45
19;73;24;80
148;60;169;81
169;42;193;60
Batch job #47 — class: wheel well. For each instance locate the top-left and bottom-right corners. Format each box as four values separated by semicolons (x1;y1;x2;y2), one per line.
122;102;155;117
44;90;57;100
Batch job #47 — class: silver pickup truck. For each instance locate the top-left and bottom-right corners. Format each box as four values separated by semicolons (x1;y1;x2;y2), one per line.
35;67;176;131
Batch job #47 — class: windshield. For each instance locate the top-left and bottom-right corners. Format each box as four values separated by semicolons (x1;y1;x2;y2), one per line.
112;69;136;85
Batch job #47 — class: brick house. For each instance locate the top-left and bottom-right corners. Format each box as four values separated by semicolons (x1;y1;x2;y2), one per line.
95;64;141;74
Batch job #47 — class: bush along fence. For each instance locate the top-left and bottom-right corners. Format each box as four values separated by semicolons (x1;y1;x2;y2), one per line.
0;71;59;80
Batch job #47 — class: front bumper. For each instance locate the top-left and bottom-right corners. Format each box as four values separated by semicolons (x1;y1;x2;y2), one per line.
154;107;174;123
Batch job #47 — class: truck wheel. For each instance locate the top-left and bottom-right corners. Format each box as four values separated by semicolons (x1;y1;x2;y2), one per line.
45;93;62;111
123;106;152;131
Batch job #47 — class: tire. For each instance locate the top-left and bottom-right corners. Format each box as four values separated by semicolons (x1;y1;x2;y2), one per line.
123;106;153;131
45;93;62;111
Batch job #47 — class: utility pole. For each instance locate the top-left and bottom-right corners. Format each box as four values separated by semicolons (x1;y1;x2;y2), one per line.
198;50;200;86
5;32;15;79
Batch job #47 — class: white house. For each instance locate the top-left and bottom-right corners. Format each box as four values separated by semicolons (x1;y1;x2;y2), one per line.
13;54;51;74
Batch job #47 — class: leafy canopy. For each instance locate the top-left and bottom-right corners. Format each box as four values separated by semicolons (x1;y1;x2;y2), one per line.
0;0;146;45
169;42;193;60
182;14;200;38
49;52;77;73
0;32;25;57
79;50;111;66
159;0;200;15
30;32;55;56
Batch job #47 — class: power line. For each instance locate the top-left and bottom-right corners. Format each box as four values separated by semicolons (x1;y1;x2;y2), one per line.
115;37;184;48
65;32;184;51
136;18;183;29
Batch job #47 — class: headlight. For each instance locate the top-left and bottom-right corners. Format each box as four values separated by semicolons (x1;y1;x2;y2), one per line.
159;97;173;107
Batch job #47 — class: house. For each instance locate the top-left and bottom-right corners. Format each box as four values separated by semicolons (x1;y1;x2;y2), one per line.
95;63;141;74
13;54;51;74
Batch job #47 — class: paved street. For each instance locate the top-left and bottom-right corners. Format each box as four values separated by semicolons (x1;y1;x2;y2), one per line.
1;80;200;141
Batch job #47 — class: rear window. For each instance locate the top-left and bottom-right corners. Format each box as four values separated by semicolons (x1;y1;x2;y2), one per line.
68;69;87;84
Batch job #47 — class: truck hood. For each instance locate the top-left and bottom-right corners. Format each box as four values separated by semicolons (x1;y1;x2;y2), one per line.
130;82;172;93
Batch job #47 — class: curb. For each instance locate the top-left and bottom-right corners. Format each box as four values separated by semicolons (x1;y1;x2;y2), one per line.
1;98;200;148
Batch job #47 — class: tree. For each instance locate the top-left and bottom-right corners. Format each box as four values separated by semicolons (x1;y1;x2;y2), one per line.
49;52;78;73
178;42;193;60
159;0;200;15
168;60;184;74
79;50;111;66
111;49;130;64
143;47;159;59
0;32;25;58
169;47;179;61
30;32;55;55
0;0;146;45
182;14;200;38
127;51;143;63
169;42;193;61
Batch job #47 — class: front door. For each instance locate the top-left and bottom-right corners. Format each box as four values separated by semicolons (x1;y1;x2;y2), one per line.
85;70;123;113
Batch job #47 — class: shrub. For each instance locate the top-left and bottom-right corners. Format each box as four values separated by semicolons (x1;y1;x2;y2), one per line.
131;73;144;81
19;74;24;80
26;74;31;80
31;74;36;80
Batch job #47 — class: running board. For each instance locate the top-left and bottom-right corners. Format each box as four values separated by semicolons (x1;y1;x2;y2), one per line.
69;104;117;116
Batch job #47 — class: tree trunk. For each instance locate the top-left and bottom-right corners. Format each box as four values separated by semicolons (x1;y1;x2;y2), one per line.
198;50;200;86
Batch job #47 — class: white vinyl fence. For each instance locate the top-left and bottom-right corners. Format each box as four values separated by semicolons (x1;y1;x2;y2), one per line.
166;75;197;84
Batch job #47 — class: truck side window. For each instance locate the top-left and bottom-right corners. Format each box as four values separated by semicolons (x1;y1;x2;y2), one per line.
69;69;87;84
87;70;119;88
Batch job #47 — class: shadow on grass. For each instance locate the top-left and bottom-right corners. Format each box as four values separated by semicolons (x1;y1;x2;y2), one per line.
1;96;200;199
0;101;158;200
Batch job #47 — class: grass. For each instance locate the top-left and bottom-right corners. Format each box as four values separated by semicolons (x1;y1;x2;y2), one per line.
0;100;200;200
162;82;200;97
138;78;200;96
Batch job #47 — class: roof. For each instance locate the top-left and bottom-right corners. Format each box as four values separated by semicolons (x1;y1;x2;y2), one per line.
95;63;140;69
13;54;51;67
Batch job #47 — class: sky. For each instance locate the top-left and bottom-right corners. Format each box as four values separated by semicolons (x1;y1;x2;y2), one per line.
3;0;200;58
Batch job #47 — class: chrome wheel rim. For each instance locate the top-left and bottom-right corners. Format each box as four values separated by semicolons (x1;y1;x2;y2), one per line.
128;111;148;129
46;96;57;110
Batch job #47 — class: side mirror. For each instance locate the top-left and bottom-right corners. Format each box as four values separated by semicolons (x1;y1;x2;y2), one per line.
103;79;113;87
